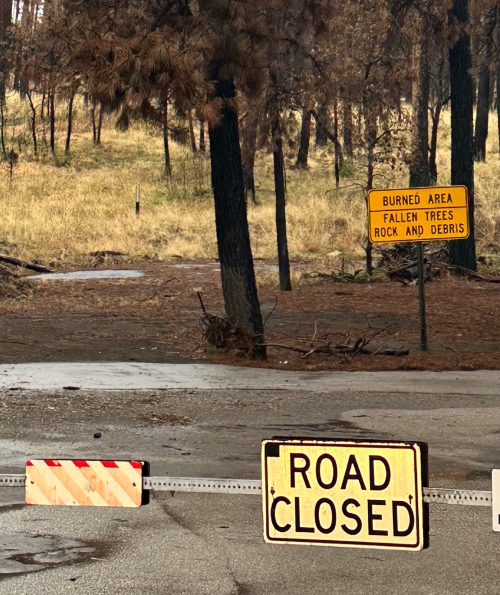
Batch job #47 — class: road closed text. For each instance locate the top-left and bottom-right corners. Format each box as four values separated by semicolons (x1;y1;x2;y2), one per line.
262;440;427;551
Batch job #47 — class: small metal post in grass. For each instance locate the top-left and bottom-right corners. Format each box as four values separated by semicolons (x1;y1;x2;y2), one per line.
135;185;140;216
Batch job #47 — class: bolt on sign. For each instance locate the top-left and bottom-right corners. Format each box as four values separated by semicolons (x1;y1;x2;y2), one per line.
262;439;428;551
25;460;149;508
368;186;469;243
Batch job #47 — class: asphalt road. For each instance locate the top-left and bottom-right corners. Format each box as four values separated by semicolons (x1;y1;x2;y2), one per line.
0;366;499;593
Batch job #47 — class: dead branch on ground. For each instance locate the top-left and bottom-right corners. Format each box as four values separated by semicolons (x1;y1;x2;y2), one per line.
0;254;52;273
266;320;408;359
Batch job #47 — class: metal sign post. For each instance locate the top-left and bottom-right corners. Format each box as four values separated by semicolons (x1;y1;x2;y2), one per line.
417;243;428;351
368;186;469;353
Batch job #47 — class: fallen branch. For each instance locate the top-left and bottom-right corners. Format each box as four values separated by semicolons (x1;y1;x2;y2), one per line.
448;266;500;283
0;254;52;273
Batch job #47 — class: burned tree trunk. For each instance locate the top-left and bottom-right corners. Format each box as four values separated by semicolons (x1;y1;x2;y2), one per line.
334;99;341;188
474;7;496;162
296;108;311;169
65;92;75;155
449;0;476;271
409;8;430;188
208;77;266;357
496;20;500;162
343;101;353;159
429;102;442;185
272;113;292;292
199;120;206;153
97;103;103;144
49;92;55;153
188;109;197;153
163;102;171;177
26;90;37;156
315;103;328;146
363;101;377;277
241;113;258;205
90;98;97;144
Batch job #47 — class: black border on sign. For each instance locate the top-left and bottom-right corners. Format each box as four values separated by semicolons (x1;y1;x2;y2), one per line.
367;185;470;245
263;439;428;550
141;461;150;507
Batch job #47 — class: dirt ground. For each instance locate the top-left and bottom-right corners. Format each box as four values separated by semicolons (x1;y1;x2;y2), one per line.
1;260;500;371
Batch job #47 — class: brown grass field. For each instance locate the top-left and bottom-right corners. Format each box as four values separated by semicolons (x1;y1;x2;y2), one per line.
1;93;500;277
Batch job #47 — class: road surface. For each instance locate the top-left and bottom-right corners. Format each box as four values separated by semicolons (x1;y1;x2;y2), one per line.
0;364;498;594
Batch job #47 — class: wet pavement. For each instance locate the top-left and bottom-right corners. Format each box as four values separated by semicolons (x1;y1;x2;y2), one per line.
1;362;500;394
0;370;499;593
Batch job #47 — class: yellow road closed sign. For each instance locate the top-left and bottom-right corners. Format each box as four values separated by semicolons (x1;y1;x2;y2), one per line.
262;439;428;551
368;185;469;243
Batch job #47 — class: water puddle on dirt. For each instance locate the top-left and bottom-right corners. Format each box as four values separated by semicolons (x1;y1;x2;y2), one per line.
31;270;145;281
0;532;98;578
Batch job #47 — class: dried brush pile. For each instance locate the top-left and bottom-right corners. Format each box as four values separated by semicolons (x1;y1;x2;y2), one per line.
198;293;264;359
376;243;448;283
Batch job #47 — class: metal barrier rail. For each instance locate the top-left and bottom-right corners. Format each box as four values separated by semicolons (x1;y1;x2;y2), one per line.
2;473;492;506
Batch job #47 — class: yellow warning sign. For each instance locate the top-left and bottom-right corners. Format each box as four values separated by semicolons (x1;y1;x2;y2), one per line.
26;459;146;508
368;186;469;243
262;439;428;551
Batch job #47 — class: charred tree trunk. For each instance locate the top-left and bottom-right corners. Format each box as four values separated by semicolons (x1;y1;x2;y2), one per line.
163;101;171;177
429;102;443;185
315;103;328;146
272;113;292;292
199;120;206;153
363;101;377;277
295;108;311;169
49;92;55;153
343;101;353;159
334;99;341;188
449;0;476;271
26;90;37;156
188;109;197;153
208;77;266;357
241;113;258;205
0;0;12;99
496;20;500;160
409;9;430;188
91;99;97;144
65;92;75;155
311;109;344;178
97;103;103;144
474;8;496;162
40;90;48;149
0;95;5;158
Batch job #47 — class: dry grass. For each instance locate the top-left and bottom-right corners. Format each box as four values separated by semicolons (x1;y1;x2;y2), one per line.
0;95;499;268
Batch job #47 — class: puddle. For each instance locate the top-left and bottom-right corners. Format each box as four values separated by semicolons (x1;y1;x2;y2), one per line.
0;533;97;578
31;270;145;281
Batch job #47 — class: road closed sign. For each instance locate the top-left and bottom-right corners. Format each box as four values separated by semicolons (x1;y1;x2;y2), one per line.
368;185;469;243
262;439;428;551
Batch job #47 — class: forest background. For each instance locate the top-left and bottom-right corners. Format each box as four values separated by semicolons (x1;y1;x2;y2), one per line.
0;0;497;359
